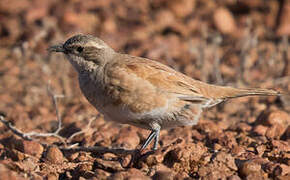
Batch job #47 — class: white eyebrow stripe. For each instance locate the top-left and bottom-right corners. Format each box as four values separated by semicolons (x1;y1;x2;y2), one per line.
86;41;106;49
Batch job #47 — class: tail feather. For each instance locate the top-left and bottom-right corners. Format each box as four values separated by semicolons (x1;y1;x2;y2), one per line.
206;85;281;99
227;88;280;98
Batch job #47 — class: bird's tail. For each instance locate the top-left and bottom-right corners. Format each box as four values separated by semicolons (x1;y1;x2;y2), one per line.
206;85;282;99
229;87;280;98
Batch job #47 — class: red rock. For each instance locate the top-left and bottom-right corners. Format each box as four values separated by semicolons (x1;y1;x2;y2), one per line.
45;146;64;164
154;10;175;29
256;110;289;138
273;165;283;176
213;143;222;151
94;169;111;179
15;157;38;172
0;164;26;180
239;159;264;177
277;174;290;180
46;173;59;180
21;140;44;158
13;139;44;159
199;167;229;179
114;126;140;149
191;129;204;141
0;0;30;14
66;152;79;161
253;125;268;136
265;0;279;28
276;0;290;36
0;143;3;156
24;1;50;24
266;124;286;139
0;18;22;45
198;151;237;178
219;131;238;148
256;145;266;156
271;140;290;152
175;142;207;162
154;163;174;173
144;150;164;166
110;168;150;180
281;152;290;165
215;151;237;171
213;7;237;35
244;173;267;180
263;162;279;174
8;149;26;161
241;0;264;8
167;0;195;18
265;110;290;126
62;11;100;34
77;163;93;172
280;164;290;176
103;17;117;34
95;158;124;172
76;152;93;162
237;122;252;132
228;175;242;180
152;170;175;180
283;126;290;139
173;172;190;180
231;146;245;156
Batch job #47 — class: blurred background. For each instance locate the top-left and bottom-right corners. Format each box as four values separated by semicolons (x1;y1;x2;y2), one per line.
0;0;290;179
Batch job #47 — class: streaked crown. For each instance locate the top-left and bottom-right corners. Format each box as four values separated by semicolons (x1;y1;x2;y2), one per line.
63;34;110;53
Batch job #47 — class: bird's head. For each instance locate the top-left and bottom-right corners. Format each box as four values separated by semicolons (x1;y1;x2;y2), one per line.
48;34;115;73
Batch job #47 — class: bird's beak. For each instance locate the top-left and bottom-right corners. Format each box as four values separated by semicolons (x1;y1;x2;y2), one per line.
48;44;65;53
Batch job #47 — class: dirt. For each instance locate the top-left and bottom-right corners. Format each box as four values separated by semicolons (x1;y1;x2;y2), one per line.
0;0;290;179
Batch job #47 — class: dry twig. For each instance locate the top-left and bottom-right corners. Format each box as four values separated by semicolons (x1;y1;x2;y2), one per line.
67;115;99;143
0;83;66;143
60;146;137;155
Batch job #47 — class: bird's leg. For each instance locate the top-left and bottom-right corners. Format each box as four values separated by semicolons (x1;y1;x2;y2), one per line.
140;124;161;151
140;130;156;150
153;127;160;150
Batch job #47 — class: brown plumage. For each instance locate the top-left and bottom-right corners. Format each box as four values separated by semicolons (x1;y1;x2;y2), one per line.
49;34;281;150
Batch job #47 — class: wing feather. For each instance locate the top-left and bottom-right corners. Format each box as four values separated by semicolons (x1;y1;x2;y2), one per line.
117;55;208;98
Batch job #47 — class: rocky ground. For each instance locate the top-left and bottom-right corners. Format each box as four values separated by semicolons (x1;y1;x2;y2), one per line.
0;0;290;179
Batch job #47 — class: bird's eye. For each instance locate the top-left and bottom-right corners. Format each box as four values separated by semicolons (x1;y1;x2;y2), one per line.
76;46;84;53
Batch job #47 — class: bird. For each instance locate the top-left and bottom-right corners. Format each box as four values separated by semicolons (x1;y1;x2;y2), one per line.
48;34;281;151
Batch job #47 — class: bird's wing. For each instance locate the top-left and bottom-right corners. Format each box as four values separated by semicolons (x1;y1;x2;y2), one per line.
105;55;214;113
